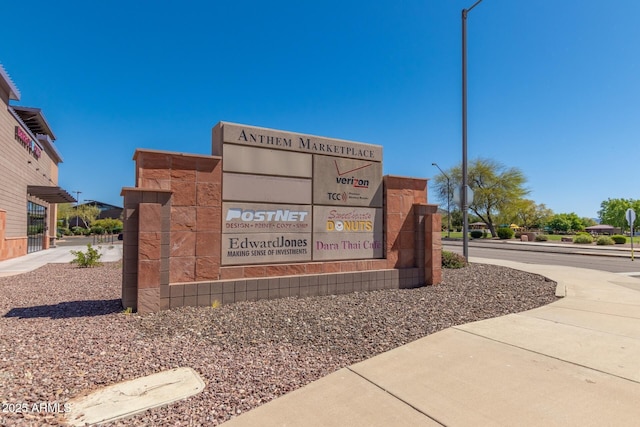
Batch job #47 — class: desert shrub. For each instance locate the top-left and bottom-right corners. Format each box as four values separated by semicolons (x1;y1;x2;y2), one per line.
470;230;484;239
596;236;615;246
70;244;102;268
90;225;105;235
611;235;627;244
497;227;515;239
535;234;548;242
573;234;594;244
442;251;467;269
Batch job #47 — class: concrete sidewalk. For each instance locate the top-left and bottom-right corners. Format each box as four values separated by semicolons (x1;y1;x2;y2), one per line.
0;244;123;277
221;258;640;426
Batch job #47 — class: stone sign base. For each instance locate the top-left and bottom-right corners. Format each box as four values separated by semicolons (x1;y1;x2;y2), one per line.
121;147;441;313
162;267;423;312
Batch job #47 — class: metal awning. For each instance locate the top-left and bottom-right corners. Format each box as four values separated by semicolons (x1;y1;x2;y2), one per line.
27;185;76;203
11;106;56;140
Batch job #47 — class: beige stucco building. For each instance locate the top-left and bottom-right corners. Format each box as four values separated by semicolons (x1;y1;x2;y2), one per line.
0;64;74;261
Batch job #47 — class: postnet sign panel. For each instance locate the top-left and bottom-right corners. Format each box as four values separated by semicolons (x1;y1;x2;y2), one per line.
213;122;383;265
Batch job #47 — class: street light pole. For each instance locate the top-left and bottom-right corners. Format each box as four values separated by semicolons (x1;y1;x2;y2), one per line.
432;163;451;239
462;0;483;261
73;191;82;228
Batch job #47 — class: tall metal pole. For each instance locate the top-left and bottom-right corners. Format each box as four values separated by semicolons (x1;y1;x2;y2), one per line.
432;163;451;239
462;0;483;261
73;190;82;228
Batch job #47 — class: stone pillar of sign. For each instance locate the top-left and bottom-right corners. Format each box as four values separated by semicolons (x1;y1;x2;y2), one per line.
383;175;428;269
415;204;442;285
121;189;141;310
121;189;171;312
121;149;222;312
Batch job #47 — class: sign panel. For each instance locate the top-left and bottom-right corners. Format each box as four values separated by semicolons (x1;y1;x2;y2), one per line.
222;144;312;178
223;203;312;234
222;232;312;265
223;173;312;204
213;122;383;162
313;234;384;261
215;122;386;266
313;155;383;207
312;206;384;261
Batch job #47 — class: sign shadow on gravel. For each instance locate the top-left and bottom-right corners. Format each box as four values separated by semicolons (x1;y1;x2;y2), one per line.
3;299;122;319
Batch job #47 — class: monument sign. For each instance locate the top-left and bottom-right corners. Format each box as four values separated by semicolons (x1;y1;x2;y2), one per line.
213;122;383;264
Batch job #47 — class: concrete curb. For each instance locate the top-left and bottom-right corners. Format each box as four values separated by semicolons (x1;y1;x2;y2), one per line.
444;238;638;259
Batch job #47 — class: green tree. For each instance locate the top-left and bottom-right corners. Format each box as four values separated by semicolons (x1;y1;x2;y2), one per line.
57;203;74;228
500;199;553;230
431;158;529;237
581;217;597;228
74;205;101;229
546;213;585;234
598;198;640;231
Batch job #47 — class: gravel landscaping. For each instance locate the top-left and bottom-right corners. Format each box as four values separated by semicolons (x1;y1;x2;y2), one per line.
0;262;557;426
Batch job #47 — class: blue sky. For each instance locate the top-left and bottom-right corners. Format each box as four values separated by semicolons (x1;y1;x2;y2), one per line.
2;0;638;218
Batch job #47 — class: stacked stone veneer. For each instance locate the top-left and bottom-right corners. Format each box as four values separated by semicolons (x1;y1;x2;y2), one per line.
0;209;27;261
122;149;441;313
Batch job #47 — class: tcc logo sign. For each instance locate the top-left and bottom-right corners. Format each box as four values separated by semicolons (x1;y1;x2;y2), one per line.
327;192;347;201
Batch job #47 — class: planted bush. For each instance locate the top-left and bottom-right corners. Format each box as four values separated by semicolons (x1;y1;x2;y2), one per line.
596;236;615;245
70;244;102;268
470;230;484;239
611;235;627;244
535;234;548;242
497;227;515;239
442;250;467;269
573;234;594;244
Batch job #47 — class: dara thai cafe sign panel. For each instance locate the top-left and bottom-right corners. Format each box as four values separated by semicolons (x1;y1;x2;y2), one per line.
213;122;383;265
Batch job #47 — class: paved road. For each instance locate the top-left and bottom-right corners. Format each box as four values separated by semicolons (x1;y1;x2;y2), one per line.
443;240;640;276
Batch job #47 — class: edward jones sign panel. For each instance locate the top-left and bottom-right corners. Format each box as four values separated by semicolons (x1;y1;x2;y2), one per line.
312;206;384;261
222;233;312;265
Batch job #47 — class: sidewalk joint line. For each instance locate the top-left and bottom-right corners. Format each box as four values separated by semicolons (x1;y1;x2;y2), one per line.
530;305;640;322
346;367;447;426
452;327;640;386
